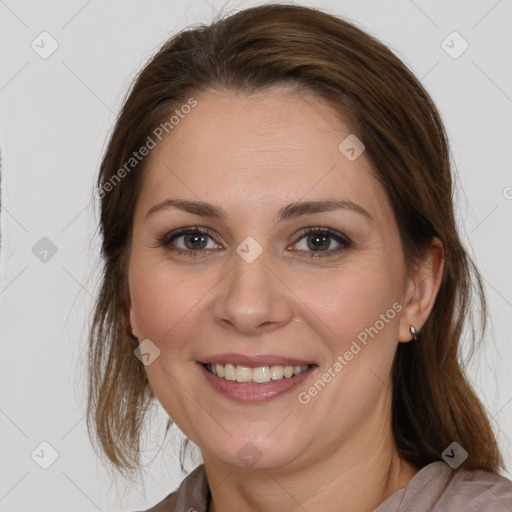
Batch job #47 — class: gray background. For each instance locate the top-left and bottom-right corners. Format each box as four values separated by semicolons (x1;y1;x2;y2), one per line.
1;0;511;510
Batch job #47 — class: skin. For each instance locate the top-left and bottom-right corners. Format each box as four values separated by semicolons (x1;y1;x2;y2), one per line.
127;85;444;512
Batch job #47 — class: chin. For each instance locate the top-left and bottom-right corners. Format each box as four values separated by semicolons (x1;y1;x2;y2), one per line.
201;430;311;471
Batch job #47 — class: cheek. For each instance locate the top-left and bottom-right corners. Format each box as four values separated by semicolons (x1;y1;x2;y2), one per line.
129;256;204;334
299;262;401;351
300;269;402;405
128;260;206;425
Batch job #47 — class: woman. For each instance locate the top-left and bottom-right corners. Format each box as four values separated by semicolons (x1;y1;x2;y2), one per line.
87;4;512;511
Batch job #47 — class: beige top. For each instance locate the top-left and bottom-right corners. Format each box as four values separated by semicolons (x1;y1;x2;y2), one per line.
138;461;512;511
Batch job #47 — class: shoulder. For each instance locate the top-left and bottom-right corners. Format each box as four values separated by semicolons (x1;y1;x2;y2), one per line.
376;461;512;511
444;463;512;510
133;464;209;512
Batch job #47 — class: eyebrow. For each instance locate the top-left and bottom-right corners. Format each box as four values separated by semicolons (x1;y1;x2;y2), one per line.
146;198;373;223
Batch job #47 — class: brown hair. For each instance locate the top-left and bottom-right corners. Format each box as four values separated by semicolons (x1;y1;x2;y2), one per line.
87;3;503;477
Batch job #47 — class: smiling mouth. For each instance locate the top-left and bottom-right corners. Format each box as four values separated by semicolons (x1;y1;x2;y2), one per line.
203;362;313;384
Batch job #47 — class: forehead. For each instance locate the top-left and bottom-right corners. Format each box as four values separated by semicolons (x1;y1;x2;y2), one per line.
136;86;393;224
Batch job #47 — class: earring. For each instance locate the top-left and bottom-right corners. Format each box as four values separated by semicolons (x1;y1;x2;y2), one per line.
410;325;418;341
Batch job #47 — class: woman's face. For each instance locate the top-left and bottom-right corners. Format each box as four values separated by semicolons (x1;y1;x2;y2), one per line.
128;86;415;471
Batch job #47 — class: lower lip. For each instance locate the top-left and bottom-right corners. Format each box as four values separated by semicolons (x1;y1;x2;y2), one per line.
197;363;316;403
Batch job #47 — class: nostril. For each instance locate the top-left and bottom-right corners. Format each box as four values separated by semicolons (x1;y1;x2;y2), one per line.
257;321;278;333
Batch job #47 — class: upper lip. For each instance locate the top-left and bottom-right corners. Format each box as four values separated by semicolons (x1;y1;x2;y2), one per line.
199;353;315;368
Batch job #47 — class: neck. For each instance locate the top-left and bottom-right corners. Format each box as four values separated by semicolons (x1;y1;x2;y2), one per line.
203;400;419;512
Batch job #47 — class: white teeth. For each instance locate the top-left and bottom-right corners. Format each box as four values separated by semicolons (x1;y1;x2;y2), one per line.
270;365;284;380
252;366;271;383
235;365;252;383
224;363;236;381
283;365;294;378
206;363;310;383
215;364;224;378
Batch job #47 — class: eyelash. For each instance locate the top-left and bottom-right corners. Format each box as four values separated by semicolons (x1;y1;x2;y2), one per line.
157;225;352;258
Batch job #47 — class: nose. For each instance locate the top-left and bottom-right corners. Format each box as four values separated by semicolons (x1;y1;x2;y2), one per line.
212;244;294;335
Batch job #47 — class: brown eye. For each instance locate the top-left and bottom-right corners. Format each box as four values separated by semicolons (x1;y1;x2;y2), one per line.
160;226;221;254
181;232;208;250
292;227;352;257
305;233;332;251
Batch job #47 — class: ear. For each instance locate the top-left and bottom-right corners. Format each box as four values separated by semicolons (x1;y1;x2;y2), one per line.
398;237;444;343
